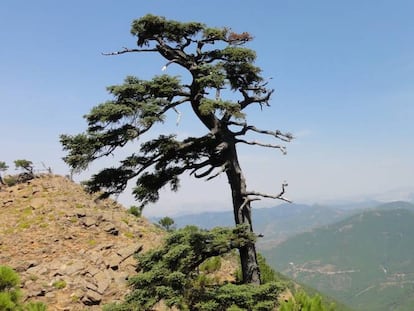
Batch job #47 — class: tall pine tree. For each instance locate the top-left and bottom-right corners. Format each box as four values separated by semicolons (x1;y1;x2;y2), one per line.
61;14;292;284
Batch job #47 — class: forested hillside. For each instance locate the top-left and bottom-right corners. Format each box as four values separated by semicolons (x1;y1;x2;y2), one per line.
263;203;414;311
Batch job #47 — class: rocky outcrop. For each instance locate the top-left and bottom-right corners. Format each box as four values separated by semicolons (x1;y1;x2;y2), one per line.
0;175;164;310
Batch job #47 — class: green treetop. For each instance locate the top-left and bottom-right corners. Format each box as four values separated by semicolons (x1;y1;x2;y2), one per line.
61;14;292;284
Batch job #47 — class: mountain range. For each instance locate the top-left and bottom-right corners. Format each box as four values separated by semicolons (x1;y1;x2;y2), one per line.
161;201;384;249
262;202;414;311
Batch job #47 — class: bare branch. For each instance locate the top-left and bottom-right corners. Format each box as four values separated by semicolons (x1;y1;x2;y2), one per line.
161;60;177;71
206;163;228;181
172;107;182;126
246;182;291;203
193;165;215;179
230;122;293;142
102;47;157;56
239;88;273;110
236;139;287;154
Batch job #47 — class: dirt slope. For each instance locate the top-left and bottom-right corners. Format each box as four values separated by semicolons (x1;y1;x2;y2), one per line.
0;174;164;310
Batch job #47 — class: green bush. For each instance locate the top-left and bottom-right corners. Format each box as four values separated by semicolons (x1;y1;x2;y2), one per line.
24;302;47;311
52;279;66;289
128;205;143;217
0;266;21;311
0;266;20;291
0;266;48;311
2;176;18;187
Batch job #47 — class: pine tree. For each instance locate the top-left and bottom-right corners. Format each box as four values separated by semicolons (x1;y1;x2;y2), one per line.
61;14;292;284
0;162;8;185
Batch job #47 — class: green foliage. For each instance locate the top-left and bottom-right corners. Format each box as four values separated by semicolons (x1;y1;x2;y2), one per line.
130;14;205;46
279;291;335;311
0;266;48;311
0;292;18;311
0;266;20;292
158;216;175;231
60;14;280;208
0;266;21;311
24;302;47;311
128;205;143;217
52;279;66;289
103;226;285;310
0;162;9;186
190;282;284;311
0;162;8;172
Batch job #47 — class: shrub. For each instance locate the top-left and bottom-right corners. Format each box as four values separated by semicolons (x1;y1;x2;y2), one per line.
2;176;18;187
0;266;48;311
0;266;20;292
52;279;67;289
24;301;47;311
128;205;143;217
0;266;22;310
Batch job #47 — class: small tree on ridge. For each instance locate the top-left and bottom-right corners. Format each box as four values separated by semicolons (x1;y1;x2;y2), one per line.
61;14;292;284
0;161;8;185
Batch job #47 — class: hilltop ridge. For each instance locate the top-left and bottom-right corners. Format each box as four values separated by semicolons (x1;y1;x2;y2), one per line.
0;174;164;310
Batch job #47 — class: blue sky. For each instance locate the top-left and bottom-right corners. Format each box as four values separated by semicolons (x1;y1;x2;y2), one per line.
1;1;413;216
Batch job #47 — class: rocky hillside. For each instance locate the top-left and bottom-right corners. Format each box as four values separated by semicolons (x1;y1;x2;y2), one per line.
0;174;164;310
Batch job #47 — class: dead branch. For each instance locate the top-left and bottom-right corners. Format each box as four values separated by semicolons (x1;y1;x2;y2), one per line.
102;47;157;56
230;122;293;142
236;139;287;154
246;182;291;203
206;163;228;181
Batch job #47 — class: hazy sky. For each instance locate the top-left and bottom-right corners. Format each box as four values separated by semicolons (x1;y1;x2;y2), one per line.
1;1;413;216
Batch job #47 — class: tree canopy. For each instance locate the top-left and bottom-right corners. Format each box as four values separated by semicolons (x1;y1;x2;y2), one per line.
61;14;292;284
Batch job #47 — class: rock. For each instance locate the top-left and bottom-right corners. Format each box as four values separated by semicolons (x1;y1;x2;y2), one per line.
113;271;129;285
29;197;48;209
117;245;141;260
104;254;122;270
87;252;102;265
45;292;56;298
82;289;102;306
61;261;86;275
25;283;47;298
102;222;119;236
94;270;111;295
81;216;97;227
84;266;100;277
26;265;48;276
15;260;39;272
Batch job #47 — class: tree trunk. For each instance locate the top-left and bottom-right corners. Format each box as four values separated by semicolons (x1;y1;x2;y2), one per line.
225;143;261;285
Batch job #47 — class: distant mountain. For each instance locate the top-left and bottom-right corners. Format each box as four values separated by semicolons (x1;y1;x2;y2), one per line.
262;202;414;311
160;203;361;249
